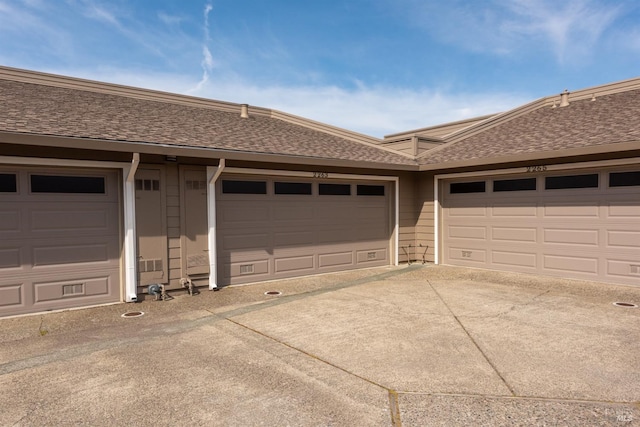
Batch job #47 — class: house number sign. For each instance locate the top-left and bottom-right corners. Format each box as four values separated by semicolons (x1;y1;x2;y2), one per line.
526;165;547;173
313;172;329;178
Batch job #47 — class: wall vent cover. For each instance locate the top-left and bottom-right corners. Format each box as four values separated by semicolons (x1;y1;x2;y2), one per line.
240;264;255;274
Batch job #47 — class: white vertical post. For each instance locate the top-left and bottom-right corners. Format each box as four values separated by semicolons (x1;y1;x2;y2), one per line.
123;153;139;302
207;159;225;290
433;175;440;265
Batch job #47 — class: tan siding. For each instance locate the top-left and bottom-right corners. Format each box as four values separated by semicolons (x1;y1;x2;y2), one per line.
415;174;435;262
398;173;418;262
165;164;183;288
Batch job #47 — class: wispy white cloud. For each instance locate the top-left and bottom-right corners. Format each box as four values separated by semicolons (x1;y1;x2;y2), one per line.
402;0;624;63
190;3;215;94
188;74;527;137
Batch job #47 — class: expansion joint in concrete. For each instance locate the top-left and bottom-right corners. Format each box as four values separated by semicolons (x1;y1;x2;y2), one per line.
426;280;517;397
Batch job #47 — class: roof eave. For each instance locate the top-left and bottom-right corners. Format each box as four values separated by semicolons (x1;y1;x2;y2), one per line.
0;131;419;171
418;140;640;172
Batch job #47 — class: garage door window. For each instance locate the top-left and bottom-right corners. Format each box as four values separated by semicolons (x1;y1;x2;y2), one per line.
30;175;105;193
222;180;267;194
357;184;385;196
274;182;312;195
319;183;351;196
450;181;485;194
609;171;640;187
545;174;598;190
493;178;536;192
0;173;17;192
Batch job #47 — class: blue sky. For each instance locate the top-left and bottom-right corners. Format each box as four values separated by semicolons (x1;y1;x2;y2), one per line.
1;0;639;137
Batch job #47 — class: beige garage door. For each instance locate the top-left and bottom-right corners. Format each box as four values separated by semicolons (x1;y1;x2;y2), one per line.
217;176;391;285
0;167;121;317
442;168;640;286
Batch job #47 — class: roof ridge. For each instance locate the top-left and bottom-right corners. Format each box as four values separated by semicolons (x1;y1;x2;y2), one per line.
270;110;417;160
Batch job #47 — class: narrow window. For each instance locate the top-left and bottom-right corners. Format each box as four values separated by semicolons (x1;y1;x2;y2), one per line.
0;173;17;192
609;171;640;187
493;178;536;192
450;181;485;194
31;175;105;193
221;180;267;194
357;184;385;196
545;174;598;190
274;182;312;195
319;183;351;195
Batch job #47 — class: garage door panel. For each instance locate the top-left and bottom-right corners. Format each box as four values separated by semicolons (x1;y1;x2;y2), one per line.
273;204;314;221
356;248;387;264
543;228;599;246
34;276;112;303
32;242;112;266
220;204;270;222
491;250;537;268
447;204;487;217
273;230;315;248
0;283;24;308
492;227;537;243
607;259;640;278
222;258;272;282
222;233;270;251
274;255;314;274
0;247;22;269
0;209;21;233
606;202;640;218
543;203;600;218
491;205;537;217
607;230;640;248
319;252;354;268
30;207;113;234
448;225;486;239
543;254;599;274
448;247;487;263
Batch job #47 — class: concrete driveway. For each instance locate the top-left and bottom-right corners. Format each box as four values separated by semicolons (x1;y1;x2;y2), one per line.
1;265;639;426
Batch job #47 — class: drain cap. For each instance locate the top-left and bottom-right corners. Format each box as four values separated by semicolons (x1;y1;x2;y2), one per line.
612;302;637;308
264;291;282;296
121;311;145;318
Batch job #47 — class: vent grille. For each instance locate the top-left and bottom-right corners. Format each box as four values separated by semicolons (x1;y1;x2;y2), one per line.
135;179;160;191
186;180;207;190
139;259;163;273
631;265;640;275
240;264;254;274
63;284;84;296
367;252;377;260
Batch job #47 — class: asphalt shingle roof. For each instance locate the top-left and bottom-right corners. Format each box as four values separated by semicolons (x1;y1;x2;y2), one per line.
0;79;416;166
419;89;640;165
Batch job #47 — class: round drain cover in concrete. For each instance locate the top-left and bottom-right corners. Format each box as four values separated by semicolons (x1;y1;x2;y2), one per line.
264;291;282;296
612;302;637;308
121;311;145;318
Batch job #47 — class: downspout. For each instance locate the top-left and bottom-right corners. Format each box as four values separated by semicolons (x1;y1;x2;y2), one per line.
124;153;139;302
433;175;440;265
207;159;226;290
394;178;399;266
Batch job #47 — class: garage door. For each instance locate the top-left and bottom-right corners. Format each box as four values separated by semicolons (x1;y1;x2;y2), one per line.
217;176;391;285
442;168;640;286
0;167;121;317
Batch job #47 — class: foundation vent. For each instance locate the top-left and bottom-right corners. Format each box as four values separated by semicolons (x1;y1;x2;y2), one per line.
367;252;377;260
